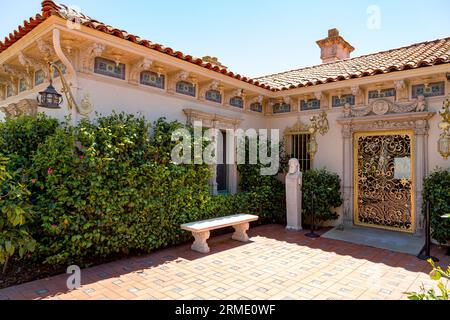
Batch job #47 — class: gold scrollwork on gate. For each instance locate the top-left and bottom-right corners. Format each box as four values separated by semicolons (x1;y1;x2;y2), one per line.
353;131;415;233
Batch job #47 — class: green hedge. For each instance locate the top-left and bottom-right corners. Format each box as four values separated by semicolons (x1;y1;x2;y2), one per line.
302;168;342;223
0;112;285;268
423;169;450;245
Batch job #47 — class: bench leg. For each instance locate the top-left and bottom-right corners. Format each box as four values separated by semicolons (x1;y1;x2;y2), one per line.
232;222;250;242
191;231;210;254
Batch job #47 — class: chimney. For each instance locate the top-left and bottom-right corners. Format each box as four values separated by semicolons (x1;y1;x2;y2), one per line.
316;28;355;64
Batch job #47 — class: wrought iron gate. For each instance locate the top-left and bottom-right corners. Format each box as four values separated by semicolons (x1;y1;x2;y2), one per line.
354;131;415;233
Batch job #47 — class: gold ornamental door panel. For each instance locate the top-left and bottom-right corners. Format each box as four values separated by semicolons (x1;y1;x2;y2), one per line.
354;131;415;233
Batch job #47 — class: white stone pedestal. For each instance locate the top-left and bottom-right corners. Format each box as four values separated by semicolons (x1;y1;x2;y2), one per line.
286;159;303;231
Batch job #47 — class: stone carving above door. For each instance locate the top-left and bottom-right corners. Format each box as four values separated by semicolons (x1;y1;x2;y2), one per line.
343;97;427;118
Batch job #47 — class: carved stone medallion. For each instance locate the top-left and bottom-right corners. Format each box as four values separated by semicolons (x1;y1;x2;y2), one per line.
372;99;390;115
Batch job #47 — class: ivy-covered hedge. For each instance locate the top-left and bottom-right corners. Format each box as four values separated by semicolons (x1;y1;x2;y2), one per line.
423;169;450;245
0;112;285;269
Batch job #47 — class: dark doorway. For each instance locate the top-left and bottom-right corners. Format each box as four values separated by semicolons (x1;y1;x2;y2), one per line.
216;130;227;193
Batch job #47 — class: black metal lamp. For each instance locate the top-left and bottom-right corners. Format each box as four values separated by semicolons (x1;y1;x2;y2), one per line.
37;78;63;109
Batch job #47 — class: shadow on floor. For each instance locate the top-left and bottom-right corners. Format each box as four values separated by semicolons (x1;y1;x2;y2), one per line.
1;224;448;300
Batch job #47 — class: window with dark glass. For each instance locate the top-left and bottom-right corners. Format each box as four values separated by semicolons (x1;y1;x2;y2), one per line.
140;71;165;89
332;94;355;107
300;99;320;111
53;60;67;78
94;57;126;80
205;90;222;103
19;79;27;93
368;88;396;100
230;96;244;108
412;82;445;98
250;102;263;113
273;103;291;114
35;70;45;86
6;85;13;98
176;81;196;97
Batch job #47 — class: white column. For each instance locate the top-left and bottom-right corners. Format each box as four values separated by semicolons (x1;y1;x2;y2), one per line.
342;124;353;226
414;120;429;236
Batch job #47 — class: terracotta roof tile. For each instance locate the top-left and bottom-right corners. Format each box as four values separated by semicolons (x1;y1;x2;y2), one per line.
256;37;450;90
0;1;449;92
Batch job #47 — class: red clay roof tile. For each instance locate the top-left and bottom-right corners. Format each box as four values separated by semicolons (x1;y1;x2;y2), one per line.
0;1;449;93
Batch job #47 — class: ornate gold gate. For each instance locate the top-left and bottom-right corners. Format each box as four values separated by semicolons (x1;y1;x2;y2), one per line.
353;131;415;233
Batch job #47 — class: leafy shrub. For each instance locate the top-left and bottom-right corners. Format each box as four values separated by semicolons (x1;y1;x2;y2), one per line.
0;114;59;171
406;259;449;300
423;169;450;245
0;157;36;272
302;168;342;223
0;112;289;270
237;136;286;224
30;113;211;265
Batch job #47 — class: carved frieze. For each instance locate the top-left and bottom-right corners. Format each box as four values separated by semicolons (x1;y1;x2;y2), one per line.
1;99;39;118
183;108;242;130
17;52;50;84
343;97;427;118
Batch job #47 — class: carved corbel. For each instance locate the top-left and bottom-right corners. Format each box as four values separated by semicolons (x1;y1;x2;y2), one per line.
314;91;329;109
248;95;264;105
283;96;292;105
18;52;50;83
351;85;364;105
79;43;106;74
36;39;55;61
2;64;33;92
225;88;244;106
129;58;153;84
200;80;223;99
395;79;409;102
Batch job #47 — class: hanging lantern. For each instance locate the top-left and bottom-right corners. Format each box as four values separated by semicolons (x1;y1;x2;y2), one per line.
37;80;63;109
438;99;450;160
438;132;450;160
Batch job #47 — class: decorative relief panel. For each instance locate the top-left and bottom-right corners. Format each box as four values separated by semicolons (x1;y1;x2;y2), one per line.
1;99;39;118
343;97;427;118
183;108;242;130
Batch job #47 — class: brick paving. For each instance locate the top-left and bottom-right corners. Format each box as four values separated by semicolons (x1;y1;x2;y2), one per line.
0;224;448;300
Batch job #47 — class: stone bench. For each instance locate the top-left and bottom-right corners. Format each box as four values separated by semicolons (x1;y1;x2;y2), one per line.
180;214;259;253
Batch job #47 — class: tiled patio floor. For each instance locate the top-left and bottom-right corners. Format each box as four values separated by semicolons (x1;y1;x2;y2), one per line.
0;224;448;300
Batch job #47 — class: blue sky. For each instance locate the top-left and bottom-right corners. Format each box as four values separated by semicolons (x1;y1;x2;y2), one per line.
1;0;449;77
